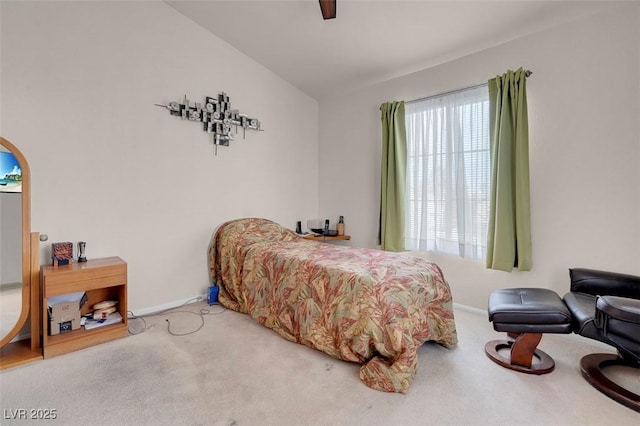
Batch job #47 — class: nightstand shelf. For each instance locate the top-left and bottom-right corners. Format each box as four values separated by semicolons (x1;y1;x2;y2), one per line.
303;234;351;241
41;256;128;358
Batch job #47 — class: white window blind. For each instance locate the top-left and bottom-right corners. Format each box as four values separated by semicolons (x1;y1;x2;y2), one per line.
405;84;490;260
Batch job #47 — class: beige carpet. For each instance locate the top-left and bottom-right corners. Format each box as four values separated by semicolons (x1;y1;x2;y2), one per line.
0;302;638;425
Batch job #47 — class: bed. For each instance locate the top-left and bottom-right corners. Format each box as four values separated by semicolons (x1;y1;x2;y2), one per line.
208;218;458;393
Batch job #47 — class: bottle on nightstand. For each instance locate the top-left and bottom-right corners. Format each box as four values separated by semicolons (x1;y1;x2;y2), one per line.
336;216;345;236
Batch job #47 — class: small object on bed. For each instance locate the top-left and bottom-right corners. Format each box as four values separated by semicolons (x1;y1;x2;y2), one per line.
208;218;458;393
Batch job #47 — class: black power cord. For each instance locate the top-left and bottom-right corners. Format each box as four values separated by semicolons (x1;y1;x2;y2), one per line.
127;297;226;336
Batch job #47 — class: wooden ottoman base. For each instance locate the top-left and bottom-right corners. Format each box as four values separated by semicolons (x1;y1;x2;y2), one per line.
484;332;555;375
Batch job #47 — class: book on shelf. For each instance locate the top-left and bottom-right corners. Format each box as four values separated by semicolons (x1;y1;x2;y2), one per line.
83;312;123;330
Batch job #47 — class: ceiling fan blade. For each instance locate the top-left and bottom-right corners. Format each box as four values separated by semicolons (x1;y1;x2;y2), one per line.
319;0;336;20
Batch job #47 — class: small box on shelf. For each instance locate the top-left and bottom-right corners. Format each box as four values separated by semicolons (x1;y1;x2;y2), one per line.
47;291;88;336
51;242;73;266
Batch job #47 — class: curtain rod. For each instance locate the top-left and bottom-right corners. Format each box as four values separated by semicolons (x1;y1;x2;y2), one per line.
406;69;533;105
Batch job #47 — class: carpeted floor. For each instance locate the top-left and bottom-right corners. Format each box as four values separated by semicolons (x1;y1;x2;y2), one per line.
0;301;638;425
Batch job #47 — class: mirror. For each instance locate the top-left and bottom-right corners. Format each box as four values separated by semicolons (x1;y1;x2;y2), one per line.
0;137;31;348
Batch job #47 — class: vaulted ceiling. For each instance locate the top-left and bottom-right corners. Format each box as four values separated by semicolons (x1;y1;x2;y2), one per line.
167;1;619;100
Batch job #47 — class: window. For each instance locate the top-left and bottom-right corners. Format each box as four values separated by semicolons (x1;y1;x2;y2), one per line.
404;85;490;260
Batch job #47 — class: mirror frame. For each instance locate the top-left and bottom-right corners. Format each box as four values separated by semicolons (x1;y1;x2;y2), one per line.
0;136;32;347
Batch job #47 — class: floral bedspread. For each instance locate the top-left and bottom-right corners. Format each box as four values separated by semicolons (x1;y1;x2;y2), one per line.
208;218;457;393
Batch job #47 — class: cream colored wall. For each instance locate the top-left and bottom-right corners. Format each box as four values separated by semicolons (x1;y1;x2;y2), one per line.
1;2;319;312
319;5;640;309
2;2;638;314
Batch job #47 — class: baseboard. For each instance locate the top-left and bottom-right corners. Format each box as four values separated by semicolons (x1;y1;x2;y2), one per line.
4;295;208;344
0;281;22;290
558;330;613;351
453;302;485;316
129;294;208;317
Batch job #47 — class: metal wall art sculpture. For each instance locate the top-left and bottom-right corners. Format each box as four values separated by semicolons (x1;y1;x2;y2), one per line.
156;92;262;154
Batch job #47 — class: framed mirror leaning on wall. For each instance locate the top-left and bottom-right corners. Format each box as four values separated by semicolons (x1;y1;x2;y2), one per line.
0;136;42;369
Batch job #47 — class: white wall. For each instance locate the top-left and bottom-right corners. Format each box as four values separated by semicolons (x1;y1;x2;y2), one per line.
319;5;640;309
1;2;319;311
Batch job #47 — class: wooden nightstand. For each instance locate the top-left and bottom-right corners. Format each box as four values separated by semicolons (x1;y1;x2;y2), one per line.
41;256;128;358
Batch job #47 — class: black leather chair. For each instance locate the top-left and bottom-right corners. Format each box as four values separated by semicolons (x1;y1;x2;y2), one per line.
562;268;640;412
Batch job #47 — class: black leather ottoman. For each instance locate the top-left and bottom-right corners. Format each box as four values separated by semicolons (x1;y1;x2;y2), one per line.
486;288;572;374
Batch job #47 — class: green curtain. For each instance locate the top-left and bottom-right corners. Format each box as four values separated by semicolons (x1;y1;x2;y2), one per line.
377;101;406;252
486;68;532;271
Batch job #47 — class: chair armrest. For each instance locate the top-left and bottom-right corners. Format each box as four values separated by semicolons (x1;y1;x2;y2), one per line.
569;268;640;298
597;296;640;324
